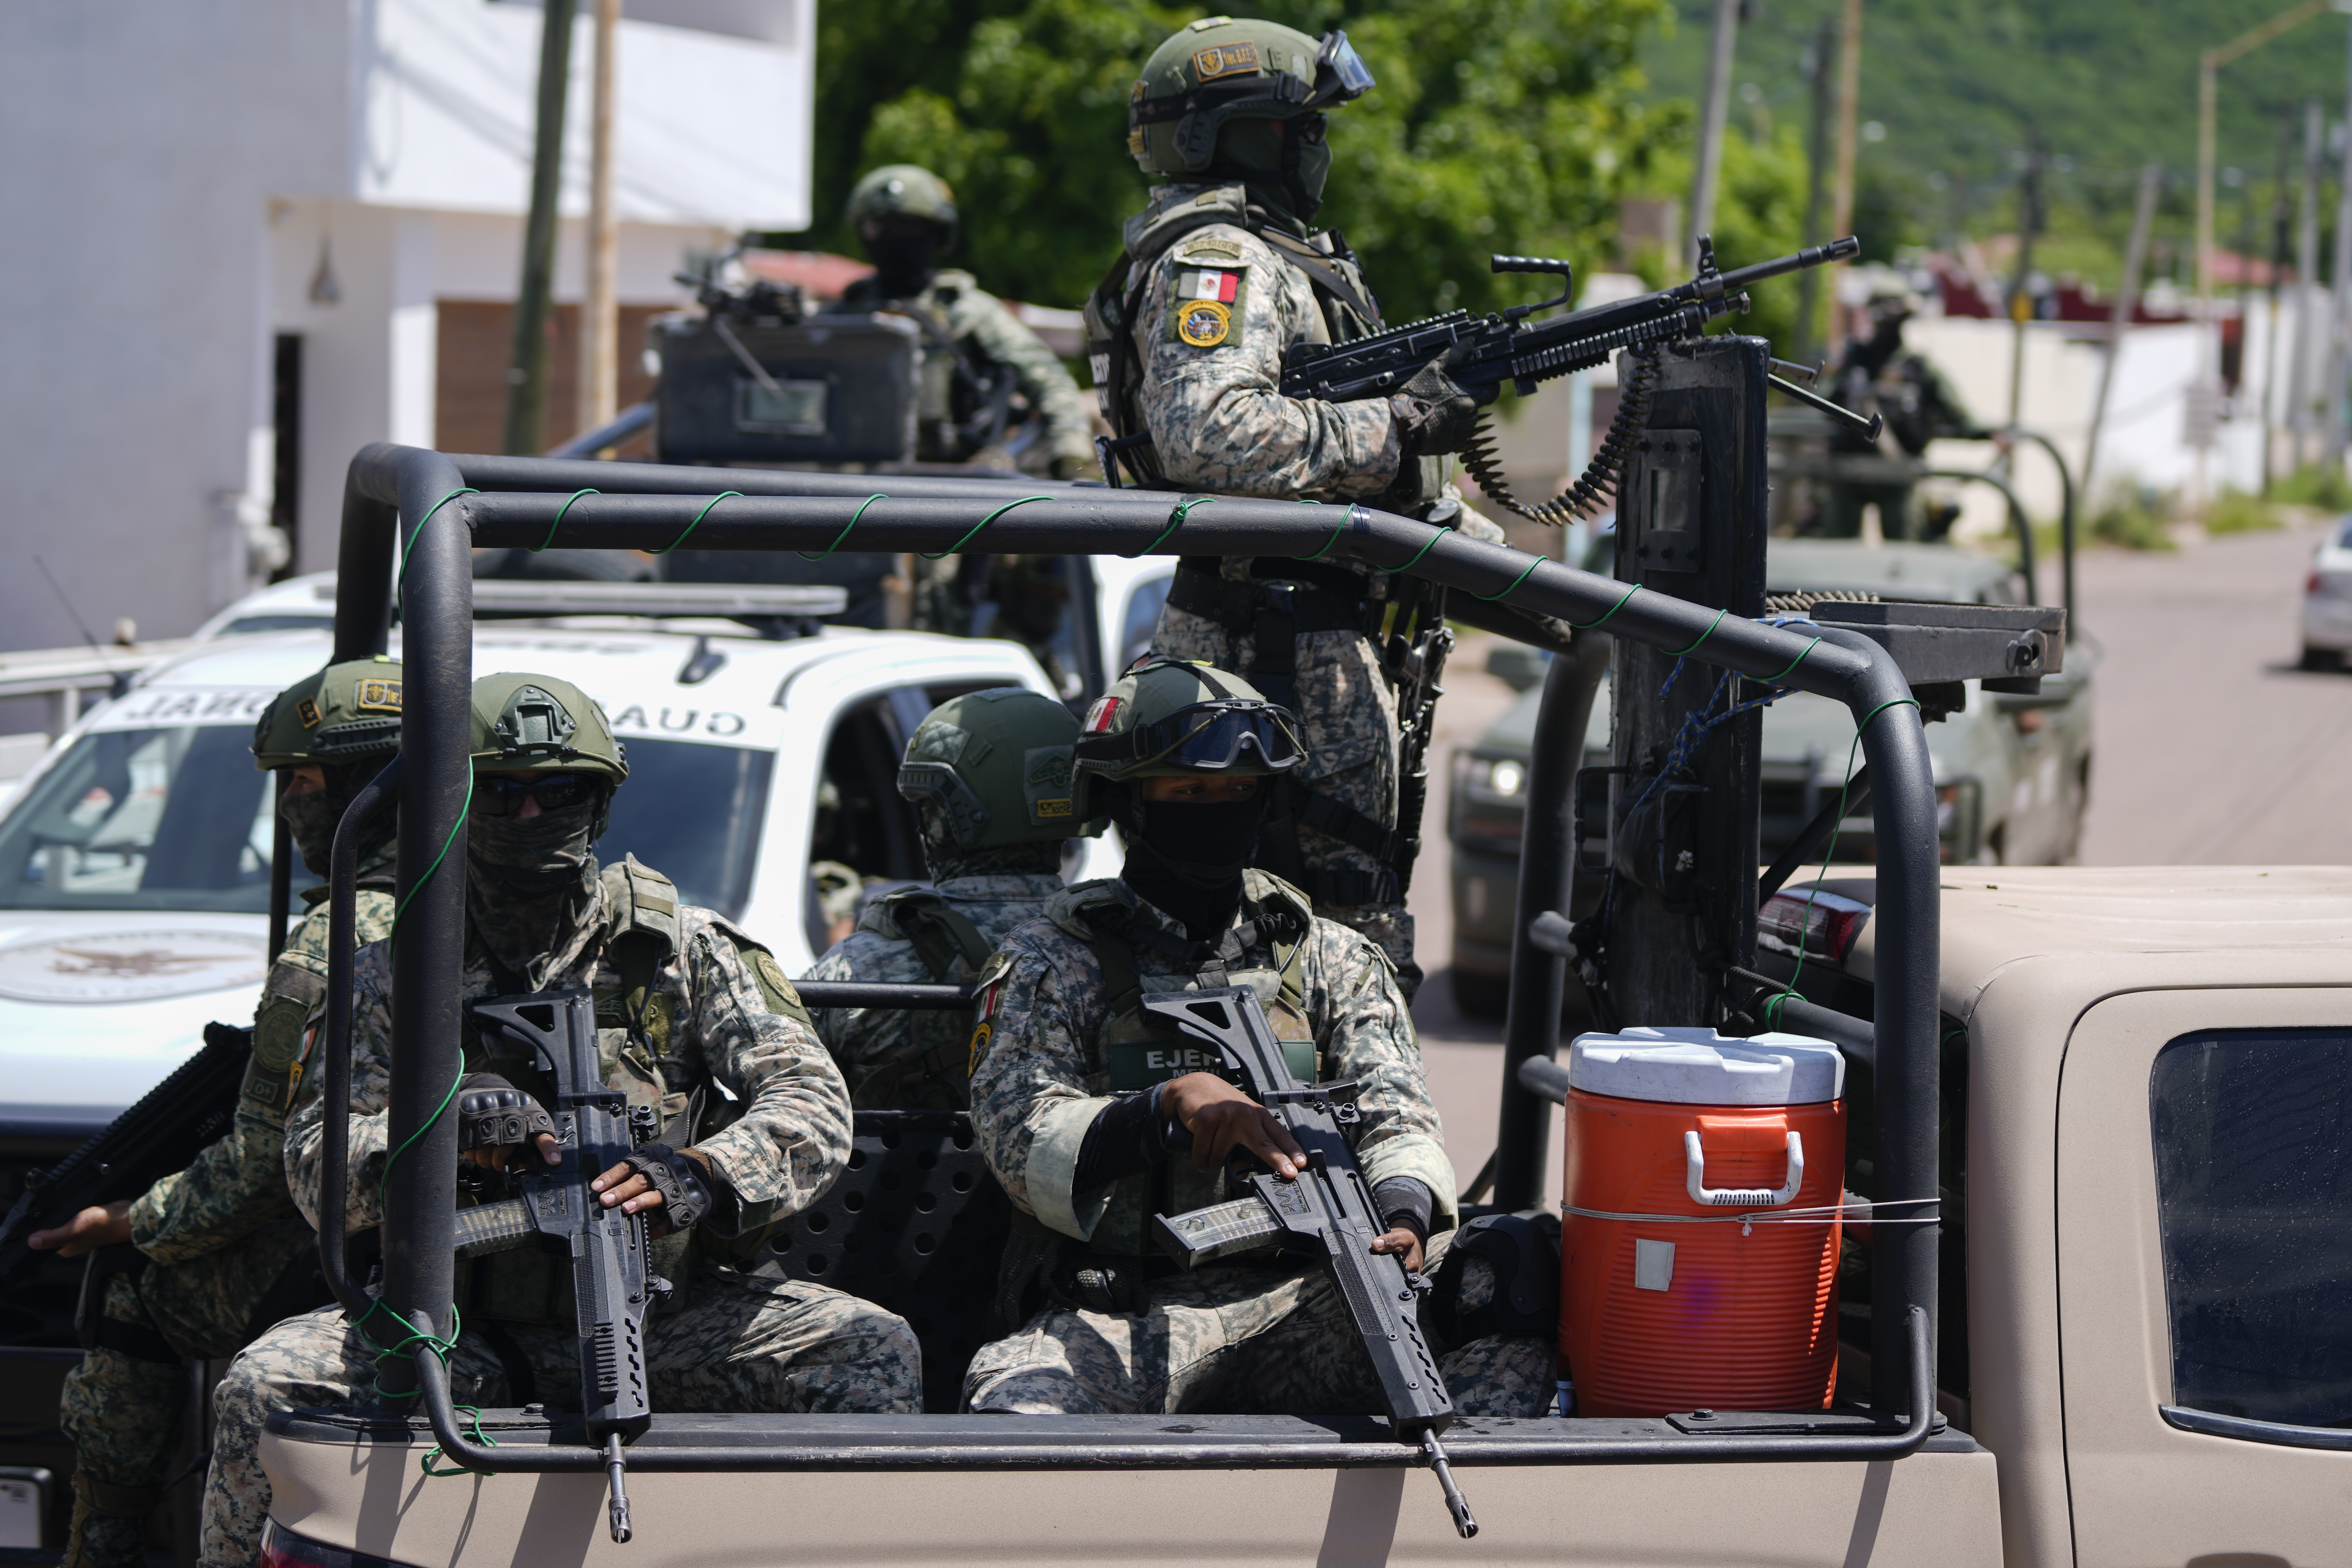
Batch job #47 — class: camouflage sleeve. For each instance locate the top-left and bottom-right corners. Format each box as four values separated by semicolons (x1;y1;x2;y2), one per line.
1451;487;1508;545
954;289;1097;472
801;930;921;1102
966;930;1117;1240
678;914;852;1231
1301;916;1457;1233
1134;225;1402;500
282;941;396;1237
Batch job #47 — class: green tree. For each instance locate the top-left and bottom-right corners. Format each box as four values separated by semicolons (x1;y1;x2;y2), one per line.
1636;123;1812;353
791;0;1675;322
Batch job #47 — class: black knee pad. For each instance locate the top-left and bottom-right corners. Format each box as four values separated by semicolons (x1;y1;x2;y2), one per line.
1428;1212;1560;1344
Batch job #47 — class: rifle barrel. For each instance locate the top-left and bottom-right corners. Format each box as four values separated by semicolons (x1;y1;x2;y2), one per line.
1711;235;1861;296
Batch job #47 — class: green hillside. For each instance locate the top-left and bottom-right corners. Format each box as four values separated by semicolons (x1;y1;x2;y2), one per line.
1639;0;2352;286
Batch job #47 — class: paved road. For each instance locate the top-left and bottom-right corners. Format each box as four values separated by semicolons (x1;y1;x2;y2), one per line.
2074;518;2352;865
1412;520;2352;1199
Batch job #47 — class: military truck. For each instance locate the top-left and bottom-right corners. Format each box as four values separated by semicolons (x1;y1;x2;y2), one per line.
32;330;2350;1564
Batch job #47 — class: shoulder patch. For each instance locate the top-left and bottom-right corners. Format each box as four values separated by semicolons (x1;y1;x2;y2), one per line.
1164;260;1247;349
1174;299;1233;348
1176;234;1245;262
752;948;801;1010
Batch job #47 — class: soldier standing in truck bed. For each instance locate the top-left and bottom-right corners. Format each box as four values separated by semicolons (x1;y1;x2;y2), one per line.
1087;17;1515;997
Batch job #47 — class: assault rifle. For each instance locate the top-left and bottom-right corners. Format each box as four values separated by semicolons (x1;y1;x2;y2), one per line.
1280;234;1859;403
455;992;663;1544
0;1021;250;1281
1279;234;1864;523
1142;988;1477;1539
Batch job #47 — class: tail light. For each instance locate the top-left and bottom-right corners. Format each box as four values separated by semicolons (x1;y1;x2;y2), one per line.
1757;887;1872;963
261;1522;417;1568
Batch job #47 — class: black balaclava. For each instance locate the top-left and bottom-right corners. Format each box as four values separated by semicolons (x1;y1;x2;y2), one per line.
1207;115;1331;227
915;799;1062;884
465;792;603;982
863;219;943;298
1112;781;1272;945
278;763;396;878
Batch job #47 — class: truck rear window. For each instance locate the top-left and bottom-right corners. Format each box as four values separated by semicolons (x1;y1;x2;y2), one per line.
2150;1029;2352;1429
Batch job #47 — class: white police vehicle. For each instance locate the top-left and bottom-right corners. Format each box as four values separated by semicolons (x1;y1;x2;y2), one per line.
0;615;1117;1156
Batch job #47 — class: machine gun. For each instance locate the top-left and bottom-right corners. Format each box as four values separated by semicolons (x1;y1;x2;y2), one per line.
456;991;663;1544
1278;234;1865;524
1142;988;1477;1539
0;1022;249;1281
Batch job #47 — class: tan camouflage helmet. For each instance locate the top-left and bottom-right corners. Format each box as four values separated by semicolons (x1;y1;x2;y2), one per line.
1070;658;1304;820
467;672;627;785
897;687;1102;849
1128;16;1375;176
847;164;960;238
251;657;406;771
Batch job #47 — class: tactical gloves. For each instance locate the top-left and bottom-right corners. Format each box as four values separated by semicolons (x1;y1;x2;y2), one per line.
1390;355;1493;459
457;1073;557;1166
618;1144;715;1233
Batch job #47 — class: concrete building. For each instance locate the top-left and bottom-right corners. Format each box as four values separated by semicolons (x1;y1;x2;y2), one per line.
0;0;812;662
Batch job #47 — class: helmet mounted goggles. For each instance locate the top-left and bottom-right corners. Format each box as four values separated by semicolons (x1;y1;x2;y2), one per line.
1075;697;1306;777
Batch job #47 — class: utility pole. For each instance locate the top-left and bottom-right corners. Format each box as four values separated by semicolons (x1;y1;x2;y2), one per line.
2083;162;2162;504
2197;0;2338;508
1796;17;1836;365
577;0;622;448
2292;98;2323;467
503;0;579;457
2265;108;2296;493
1827;0;1864;355
2005;138;2046;430
2329;16;2352;468
1688;0;1743;268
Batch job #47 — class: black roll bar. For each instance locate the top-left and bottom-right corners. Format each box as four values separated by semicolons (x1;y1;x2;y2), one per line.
334;441;1944;1460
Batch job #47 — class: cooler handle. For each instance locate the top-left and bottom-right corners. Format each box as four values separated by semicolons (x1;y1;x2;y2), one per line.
1683;1129;1804;1208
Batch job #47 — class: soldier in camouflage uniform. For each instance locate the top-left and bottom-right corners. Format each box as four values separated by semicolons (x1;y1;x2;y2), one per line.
27;659;405;1568
961;661;1551;1417
200;673;918;1566
805;687;1099;1108
1086;19;1516;996
835;163;1095;482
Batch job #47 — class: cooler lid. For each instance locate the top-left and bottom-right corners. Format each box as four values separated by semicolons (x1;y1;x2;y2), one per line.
1566;1026;1845;1106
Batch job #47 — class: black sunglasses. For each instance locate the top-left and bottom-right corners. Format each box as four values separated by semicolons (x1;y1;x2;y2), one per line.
473;774;600;817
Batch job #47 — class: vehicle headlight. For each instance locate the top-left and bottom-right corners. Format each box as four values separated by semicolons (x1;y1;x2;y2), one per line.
1463;755;1526;802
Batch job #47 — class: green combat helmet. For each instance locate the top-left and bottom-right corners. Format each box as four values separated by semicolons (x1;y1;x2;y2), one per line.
469;672;628;830
896;687;1103;858
1127;16;1375;210
846;163;960;241
251;657;406;771
1070;659;1305;830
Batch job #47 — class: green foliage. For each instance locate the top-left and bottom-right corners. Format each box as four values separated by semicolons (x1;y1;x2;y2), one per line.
1638;0;2352;286
2272;462;2352;512
2204;489;2285;536
788;0;1673;320
1641;124;1814;355
2086;481;2177;551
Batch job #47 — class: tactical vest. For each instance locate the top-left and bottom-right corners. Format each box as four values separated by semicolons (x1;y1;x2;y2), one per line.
247;878;397;1131
1043;870;1321;1258
461;856;761;1325
857;888;1000;1110
840;272;1013;461
1083;182;1443;509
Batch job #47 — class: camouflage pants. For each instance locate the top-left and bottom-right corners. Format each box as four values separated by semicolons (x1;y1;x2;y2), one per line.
963;1230;1550;1418
1153;608;1420;996
200;1270;920;1566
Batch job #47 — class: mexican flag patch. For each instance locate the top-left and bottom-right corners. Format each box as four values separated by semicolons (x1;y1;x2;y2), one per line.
1166;264;1248;347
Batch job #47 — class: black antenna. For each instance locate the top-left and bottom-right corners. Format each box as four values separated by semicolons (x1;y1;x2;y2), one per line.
35;554;107;655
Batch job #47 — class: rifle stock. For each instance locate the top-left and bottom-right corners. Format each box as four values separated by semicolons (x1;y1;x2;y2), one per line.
1142;987;1478;1538
0;1022;250;1280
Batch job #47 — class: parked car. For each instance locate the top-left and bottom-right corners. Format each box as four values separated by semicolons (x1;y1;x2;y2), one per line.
1447;537;2096;1015
2299;511;2352;669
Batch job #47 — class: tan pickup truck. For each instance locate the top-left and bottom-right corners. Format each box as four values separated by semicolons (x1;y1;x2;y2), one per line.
252;861;2349;1566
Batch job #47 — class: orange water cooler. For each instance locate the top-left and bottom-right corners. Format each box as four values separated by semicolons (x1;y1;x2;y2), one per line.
1558;1027;1846;1417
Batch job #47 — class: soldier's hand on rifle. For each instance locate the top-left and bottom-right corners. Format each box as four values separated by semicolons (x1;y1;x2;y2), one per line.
1368;1225;1426;1276
26;1199;132;1258
592;1146;715;1240
1391;354;1491;458
1161;1072;1305;1178
457;1073;562;1173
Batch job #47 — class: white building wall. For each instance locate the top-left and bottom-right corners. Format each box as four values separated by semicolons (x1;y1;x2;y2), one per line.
0;0;810;657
